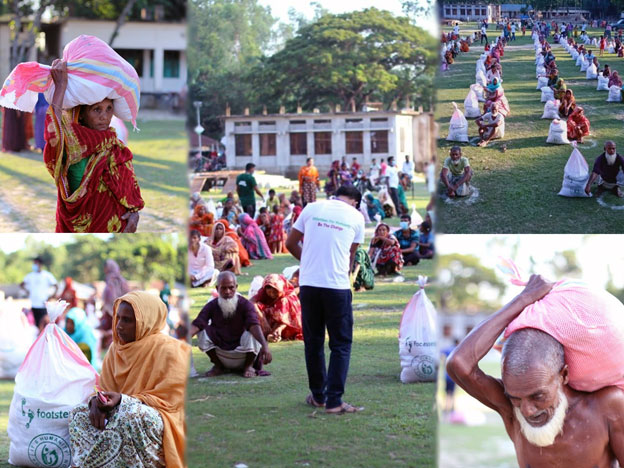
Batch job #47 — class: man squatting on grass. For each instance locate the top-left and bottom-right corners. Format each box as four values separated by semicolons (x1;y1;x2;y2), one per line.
286;185;365;414
440;146;473;198
447;275;624;468
585;140;624;198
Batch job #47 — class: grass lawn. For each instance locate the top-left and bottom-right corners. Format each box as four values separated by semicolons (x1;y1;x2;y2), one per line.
0;118;187;233
436;23;624;233
185;245;437;466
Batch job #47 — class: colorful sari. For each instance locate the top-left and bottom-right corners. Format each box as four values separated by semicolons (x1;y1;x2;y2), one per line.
220;219;251;267
43;107;144;232
209;221;241;274
298;165;319;205
368;223;404;274
253;274;303;341
189;205;214;237
238;214;273;260
352;246;374;291
567;107;590;141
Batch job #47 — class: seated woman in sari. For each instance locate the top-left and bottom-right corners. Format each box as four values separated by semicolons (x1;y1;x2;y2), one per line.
609;71;623;88
483;79;510;116
46;60;143;233
558;89;577;118
238;214;273;260
189;204;214;237
567;106;590;144
69;291;189;468
189;229;217;288
220;219;251;267
364;193;385;221
444;49;454;65
220;198;239;226
550;75;567;101
368;223;404;276
65;307;98;368
251;274;303;343
209;221;241;274
602;64;611;77
352;245;374;292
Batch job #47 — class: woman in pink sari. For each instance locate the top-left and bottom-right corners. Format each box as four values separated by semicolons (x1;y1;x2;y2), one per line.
484;78;510;116
238;214;273;260
251;274;303;342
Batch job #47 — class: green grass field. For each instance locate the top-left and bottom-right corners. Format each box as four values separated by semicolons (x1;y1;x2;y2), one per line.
0;119;187;232
185;242;437;467
436;24;624;233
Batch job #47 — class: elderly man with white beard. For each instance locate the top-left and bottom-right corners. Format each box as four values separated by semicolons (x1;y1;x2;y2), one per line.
447;275;624;468
440;146;473;198
585;140;624;197
190;271;272;378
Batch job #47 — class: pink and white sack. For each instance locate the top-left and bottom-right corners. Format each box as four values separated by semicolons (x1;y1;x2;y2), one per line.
399;276;438;383
446;102;469;143
0;302;37;379
0;35;140;128
8;301;99;468
558;144;591;197
499;259;624;392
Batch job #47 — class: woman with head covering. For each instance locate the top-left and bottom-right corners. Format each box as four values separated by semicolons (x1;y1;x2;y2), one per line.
238;214;273;260
559;89;577;118
352;246;374;292
368;223;404;276
45;60;144;233
251;274;302;342
99;259;130;350
189;204;214;238
567;106;591;144
209;221;241;275
364;193;385;221
65;307;98;367
60;276;78;309
69;291;190;468
219;218;251;267
324;161;340;197
484;78;510;116
609;70;623;88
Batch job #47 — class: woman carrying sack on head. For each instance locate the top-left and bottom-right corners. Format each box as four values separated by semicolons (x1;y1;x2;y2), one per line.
69;291;190;468
44;59;144;233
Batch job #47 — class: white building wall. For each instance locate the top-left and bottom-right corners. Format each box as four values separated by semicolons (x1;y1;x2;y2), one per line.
0;24;10;85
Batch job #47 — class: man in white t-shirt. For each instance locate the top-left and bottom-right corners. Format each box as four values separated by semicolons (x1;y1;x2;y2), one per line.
401;155;415;183
386;156;401;217
481;24;488;44
476;104;505;147
285;185;365;414
20;256;58;328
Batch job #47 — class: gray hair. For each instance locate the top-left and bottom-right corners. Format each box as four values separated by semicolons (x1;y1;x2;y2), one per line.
501;328;564;377
216;270;237;287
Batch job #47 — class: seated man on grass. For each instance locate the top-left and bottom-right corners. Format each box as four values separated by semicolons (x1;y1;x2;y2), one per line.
585;140;624;198
393;214;420;266
447;275;624;468
440;146;473;198
190;271;272;378
476;103;505;147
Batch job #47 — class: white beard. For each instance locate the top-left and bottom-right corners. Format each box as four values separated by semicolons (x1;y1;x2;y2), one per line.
514;387;568;447
218;295;239;319
606;153;617;165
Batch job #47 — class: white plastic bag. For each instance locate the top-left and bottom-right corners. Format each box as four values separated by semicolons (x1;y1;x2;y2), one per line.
248;275;265;299
470;83;485;102
541;86;554;102
597;75;609;91
546;119;570;145
8;301;98;468
541;99;560;119
475;60;486;75
558;146;591;197
475;69;487;87
580;59;589;72
446;102;469;143
409;205;423;229
536;76;548;90
463;89;481;118
0;303;37;379
571;50;579;60
399;276;437;383
607;86;622;102
536;65;546;78
586;63;598;79
576;54;585;66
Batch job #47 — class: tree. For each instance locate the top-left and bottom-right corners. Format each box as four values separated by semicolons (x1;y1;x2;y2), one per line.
253;8;436;114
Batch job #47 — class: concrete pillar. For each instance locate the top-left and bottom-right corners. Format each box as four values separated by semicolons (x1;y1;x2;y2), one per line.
154;47;164;91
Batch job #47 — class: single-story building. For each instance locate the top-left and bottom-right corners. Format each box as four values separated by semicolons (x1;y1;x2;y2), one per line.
440;3;501;23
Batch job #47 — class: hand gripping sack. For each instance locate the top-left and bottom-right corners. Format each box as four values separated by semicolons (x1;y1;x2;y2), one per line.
446;102;469;143
607;85;622;102
536;76;548;90
475;69;487;87
0;35;140;127
546;119;569;145
540;86;554;102
500;263;624;393
586;63;598;79
597;75;609;91
464;89;481;118
541;99;560;119
0;303;37;379
399;277;437;383
558;145;591;197
470;83;485;102
8;301;98;468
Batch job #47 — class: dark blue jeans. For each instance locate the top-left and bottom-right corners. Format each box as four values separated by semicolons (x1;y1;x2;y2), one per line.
299;286;353;409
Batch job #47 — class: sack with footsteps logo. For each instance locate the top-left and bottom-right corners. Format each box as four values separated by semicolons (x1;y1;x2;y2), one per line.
8;301;98;468
398;276;438;383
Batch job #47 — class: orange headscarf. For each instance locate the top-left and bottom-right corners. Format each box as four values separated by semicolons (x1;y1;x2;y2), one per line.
100;291;190;468
219;218;251;267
